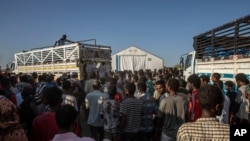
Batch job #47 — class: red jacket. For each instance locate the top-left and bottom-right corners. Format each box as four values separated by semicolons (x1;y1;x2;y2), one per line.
188;90;202;122
31;112;58;141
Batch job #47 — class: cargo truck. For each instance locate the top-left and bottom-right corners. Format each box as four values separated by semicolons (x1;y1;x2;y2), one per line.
180;15;250;83
12;41;112;79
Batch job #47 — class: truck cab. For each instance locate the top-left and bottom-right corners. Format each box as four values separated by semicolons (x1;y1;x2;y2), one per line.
180;51;196;81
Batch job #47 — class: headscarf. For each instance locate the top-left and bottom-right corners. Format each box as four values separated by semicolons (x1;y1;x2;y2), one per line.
0;95;28;141
0;95;19;129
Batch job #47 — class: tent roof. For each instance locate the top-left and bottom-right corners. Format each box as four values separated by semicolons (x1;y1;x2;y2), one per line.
112;45;163;60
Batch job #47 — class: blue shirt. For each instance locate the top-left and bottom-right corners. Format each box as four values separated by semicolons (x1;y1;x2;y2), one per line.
85;90;108;126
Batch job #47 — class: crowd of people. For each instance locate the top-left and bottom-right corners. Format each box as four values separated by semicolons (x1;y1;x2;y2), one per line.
0;68;250;141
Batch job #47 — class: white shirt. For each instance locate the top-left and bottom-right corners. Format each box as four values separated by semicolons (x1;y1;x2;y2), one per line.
51;132;95;141
235;85;248;119
239;98;250;119
216;94;230;123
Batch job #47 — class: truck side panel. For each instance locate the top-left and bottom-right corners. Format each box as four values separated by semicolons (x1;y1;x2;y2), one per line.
13;43;112;79
196;57;250;82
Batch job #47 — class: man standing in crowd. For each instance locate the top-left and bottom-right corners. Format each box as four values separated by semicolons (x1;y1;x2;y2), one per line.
177;79;190;101
200;75;210;86
85;61;96;79
137;81;157;141
118;82;143;141
100;85;121;141
225;80;237;122
98;62;108;80
156;78;188;141
85;80;108;141
230;73;249;125
154;80;167;106
84;72;96;94
77;59;86;80
211;72;221;84
213;80;230;124
187;74;202;122
51;104;95;141
145;71;155;96
31;86;62;141
177;84;230;141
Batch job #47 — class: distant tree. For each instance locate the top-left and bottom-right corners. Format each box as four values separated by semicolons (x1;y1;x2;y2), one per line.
173;63;180;69
5;64;10;73
164;66;168;69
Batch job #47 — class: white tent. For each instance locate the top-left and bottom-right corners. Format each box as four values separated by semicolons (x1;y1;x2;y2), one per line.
111;46;164;71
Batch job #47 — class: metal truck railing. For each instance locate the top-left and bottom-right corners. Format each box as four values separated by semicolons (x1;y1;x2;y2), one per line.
13;42;111;74
194;14;250;60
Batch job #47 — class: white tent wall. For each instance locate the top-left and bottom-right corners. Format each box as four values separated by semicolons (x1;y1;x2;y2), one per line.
120;55;133;71
133;55;146;70
119;55;146;71
145;53;163;71
111;46;163;71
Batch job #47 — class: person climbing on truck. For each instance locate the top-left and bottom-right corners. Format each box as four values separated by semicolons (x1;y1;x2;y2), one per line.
54;34;74;46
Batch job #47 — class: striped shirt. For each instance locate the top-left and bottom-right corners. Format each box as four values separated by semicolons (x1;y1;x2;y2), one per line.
177;118;230;141
34;82;47;105
120;97;143;133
